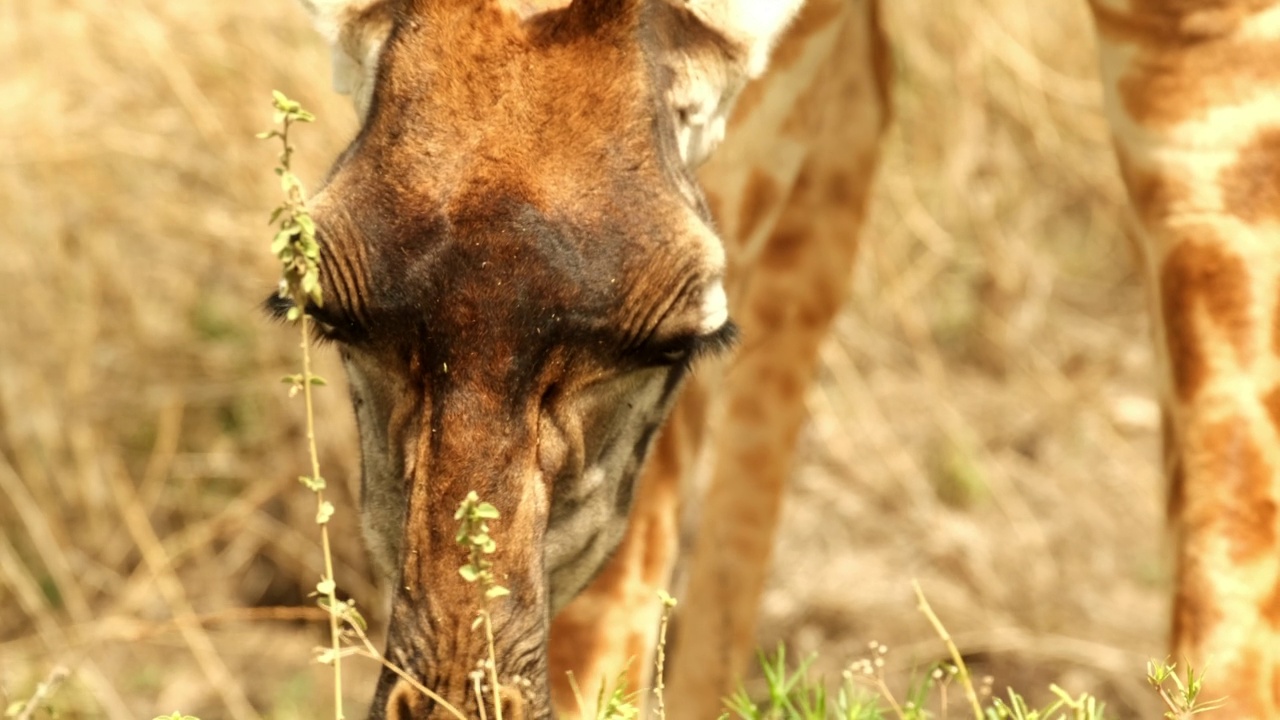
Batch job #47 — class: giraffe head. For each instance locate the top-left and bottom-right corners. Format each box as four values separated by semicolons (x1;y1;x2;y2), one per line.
281;0;799;717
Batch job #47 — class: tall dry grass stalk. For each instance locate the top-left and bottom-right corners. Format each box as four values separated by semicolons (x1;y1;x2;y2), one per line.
1;0;1161;716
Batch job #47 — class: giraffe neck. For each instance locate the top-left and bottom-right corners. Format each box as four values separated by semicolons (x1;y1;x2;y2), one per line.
1093;1;1280;713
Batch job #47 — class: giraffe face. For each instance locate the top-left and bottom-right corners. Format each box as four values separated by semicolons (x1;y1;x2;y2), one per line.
274;0;803;716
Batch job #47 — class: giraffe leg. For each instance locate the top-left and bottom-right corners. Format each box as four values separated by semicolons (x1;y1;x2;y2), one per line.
665;5;891;718
547;384;708;718
1088;2;1280;716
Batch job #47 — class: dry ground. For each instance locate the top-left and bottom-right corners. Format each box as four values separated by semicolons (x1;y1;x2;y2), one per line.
0;0;1166;717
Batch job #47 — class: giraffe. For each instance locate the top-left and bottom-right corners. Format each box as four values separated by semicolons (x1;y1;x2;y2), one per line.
285;0;1280;718
286;0;806;717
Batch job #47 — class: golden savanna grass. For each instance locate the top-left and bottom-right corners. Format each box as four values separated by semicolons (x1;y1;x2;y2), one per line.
0;0;1162;717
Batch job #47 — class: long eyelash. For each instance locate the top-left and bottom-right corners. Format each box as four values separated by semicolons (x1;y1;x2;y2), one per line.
698;320;740;358
656;320;740;371
263;292;293;320
307;317;340;346
261;292;362;346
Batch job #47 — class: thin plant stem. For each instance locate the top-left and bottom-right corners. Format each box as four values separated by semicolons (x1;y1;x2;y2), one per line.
264;93;343;720
873;676;907;720
301;312;344;720
474;672;490;720
913;580;982;720
566;673;589;718
483;610;504;720
654;593;675;720
14;665;69;720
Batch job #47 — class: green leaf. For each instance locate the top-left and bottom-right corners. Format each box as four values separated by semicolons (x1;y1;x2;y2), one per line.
272;226;298;255
485;585;510;600
474;502;500;520
6;701;26;718
344;602;369;631
296;213;316;238
299;475;326;491
316;578;335;596
280;171;303;195
308;375;327;386
459;564;480;583
316;501;334;525
301;269;320;296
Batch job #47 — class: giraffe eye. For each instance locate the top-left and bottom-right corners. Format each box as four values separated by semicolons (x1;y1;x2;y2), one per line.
639;322;739;369
657;347;693;366
303;303;366;345
307;310;337;335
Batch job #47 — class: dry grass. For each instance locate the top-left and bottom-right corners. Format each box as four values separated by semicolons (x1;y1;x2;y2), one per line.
0;0;1162;717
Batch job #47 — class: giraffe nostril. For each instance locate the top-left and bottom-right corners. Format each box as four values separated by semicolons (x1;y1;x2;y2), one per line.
384;680;418;720
498;684;526;720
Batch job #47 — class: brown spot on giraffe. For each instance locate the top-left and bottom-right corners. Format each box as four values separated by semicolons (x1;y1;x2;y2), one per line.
1272;282;1280;359
738;168;783;246
1171;543;1222;655
1090;0;1272;46
1263;574;1280;628
755;364;805;402
1090;1;1280;127
1221;127;1280;224
867;0;893;132
1160;239;1255;400
1161;410;1178;527
1262;385;1280;437
1198;417;1277;562
758;227;807;270
1223;650;1269;718
747;291;785;330
727;392;767;422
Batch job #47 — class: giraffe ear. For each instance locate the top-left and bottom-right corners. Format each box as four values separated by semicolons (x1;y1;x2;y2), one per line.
297;0;396;120
656;0;803;167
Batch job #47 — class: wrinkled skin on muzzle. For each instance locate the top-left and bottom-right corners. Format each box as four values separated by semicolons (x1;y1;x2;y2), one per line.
337;295;693;718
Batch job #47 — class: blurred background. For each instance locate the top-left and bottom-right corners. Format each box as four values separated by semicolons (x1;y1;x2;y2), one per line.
0;0;1164;717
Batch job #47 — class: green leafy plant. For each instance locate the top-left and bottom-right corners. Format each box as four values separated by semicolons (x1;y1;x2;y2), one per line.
259;90;347;719
566;666;643;720
720;582;1136;720
456;491;511;720
1147;660;1226;719
6;666;69;720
